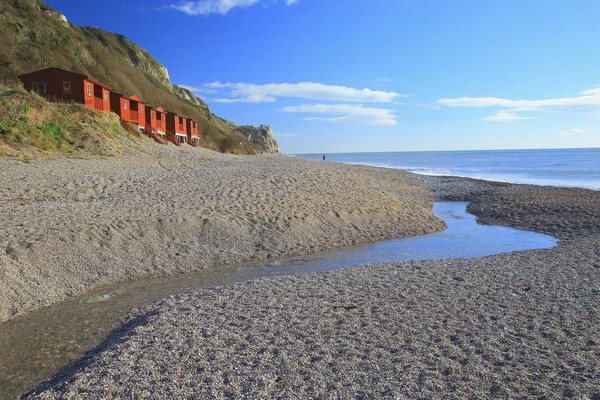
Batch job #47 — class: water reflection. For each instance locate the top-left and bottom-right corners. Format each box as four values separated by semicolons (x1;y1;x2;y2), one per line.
0;202;557;399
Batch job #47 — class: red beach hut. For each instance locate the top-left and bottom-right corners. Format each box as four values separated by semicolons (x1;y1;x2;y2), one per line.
18;67;111;112
110;93;147;129
145;106;167;138
186;119;200;146
166;112;188;145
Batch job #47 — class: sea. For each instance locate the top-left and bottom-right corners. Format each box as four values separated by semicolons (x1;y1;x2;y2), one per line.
296;148;600;191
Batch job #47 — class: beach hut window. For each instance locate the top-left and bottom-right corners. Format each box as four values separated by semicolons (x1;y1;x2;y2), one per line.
87;84;92;96
32;82;46;95
152;112;155;120
104;92;109;102
123;101;128;110
63;81;71;95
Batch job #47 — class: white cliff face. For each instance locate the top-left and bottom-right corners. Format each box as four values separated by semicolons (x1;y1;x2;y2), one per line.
43;10;69;27
234;124;280;154
57;13;68;26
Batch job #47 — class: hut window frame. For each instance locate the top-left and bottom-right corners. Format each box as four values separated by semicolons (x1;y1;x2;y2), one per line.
123;101;128;110
63;81;71;95
86;84;92;97
104;92;109;103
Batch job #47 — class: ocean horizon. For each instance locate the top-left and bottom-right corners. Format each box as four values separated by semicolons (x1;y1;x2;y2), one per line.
295;147;600;191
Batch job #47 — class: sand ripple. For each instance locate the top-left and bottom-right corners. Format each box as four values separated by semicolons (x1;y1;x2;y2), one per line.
0;147;443;322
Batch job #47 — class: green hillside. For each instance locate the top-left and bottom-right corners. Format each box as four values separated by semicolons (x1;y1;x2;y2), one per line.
0;0;279;155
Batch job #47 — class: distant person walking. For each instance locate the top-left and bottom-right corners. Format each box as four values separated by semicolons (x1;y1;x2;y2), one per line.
323;155;326;161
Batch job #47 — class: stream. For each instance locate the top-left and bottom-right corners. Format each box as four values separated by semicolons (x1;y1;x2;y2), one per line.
0;202;557;398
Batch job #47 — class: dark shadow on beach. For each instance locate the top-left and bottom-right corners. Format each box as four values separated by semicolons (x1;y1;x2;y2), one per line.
23;310;158;397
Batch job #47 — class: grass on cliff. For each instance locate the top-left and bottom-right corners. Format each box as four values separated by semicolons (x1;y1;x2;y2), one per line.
0;85;148;158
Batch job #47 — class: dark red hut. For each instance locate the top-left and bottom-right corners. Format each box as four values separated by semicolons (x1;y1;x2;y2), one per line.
18;67;111;112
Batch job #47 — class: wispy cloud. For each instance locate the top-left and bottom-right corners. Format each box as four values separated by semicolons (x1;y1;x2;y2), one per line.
559;128;585;136
418;104;441;110
481;111;536;122
281;104;397;126
178;84;218;95
439;88;600;110
206;81;406;103
215;94;276;103
438;87;600;122
167;0;297;15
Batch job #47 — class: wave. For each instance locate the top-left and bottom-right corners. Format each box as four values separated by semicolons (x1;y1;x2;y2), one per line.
335;160;600;190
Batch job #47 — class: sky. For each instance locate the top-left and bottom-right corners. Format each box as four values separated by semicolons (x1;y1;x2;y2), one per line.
44;0;600;153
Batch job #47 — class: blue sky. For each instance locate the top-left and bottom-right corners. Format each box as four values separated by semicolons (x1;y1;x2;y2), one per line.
45;0;600;153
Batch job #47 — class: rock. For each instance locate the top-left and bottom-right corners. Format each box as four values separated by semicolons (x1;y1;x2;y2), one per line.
43;10;69;27
234;124;280;154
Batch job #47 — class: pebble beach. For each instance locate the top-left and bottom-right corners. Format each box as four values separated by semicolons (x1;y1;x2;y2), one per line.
1;146;599;398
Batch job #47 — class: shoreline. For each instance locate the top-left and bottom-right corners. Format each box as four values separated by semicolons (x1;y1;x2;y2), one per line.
301;147;600;192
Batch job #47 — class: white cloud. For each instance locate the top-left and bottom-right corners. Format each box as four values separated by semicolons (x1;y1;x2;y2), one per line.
438;87;600;122
438;87;600;110
178;84;218;95
215;94;276;103
418;104;441;110
281;104;397;126
167;0;296;15
380;78;393;83
206;81;405;103
559;128;585;136
481;111;536;122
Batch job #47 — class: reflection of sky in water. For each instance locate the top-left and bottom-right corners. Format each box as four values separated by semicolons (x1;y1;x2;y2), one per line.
230;202;557;280
0;202;558;398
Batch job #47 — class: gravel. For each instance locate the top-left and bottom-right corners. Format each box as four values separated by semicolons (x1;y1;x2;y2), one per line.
27;174;600;399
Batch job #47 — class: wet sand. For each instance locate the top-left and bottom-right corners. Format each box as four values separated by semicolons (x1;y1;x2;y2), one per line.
26;171;600;398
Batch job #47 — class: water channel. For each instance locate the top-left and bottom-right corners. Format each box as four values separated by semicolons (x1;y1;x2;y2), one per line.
0;202;557;398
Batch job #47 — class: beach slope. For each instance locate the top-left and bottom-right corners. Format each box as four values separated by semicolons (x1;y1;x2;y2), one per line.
0;147;444;322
